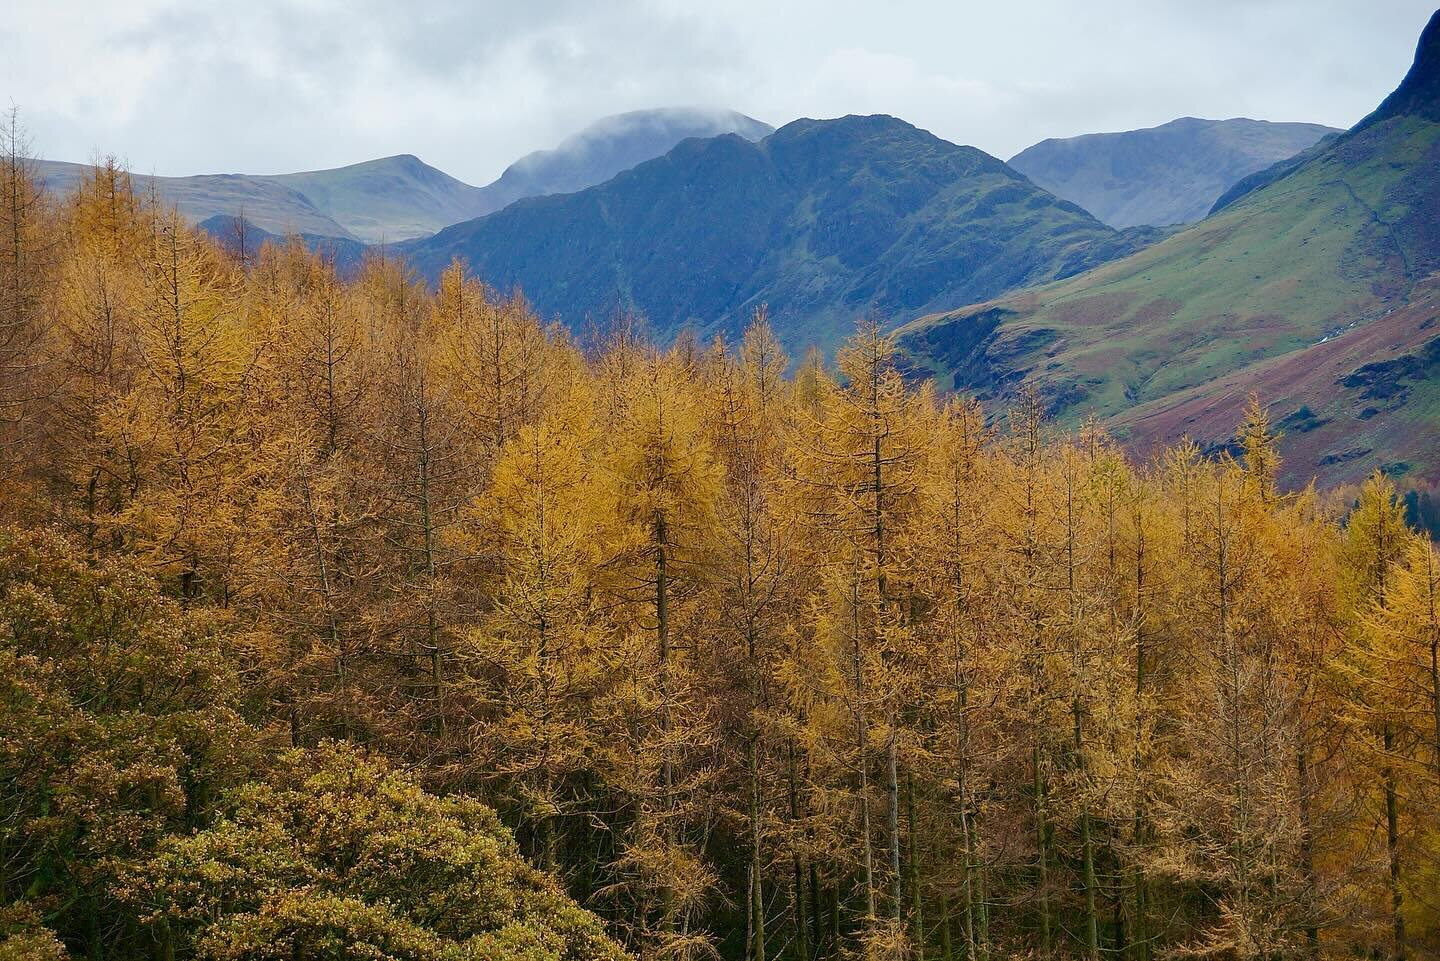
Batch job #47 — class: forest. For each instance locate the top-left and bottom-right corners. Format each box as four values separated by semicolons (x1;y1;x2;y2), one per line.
2;130;1440;961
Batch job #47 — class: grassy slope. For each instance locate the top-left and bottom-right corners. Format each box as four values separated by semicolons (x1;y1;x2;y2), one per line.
899;111;1440;477
1113;278;1440;487
270;156;490;243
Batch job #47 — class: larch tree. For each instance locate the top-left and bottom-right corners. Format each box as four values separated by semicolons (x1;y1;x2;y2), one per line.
598;346;723;961
45;158;144;554
122;209;258;603
1338;473;1423;961
0;109;53;481
250;242;382;744
907;394;1000;961
464;381;611;874
703;309;796;961
790;317;930;954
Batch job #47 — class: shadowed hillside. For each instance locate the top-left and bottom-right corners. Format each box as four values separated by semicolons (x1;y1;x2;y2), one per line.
405;114;1162;355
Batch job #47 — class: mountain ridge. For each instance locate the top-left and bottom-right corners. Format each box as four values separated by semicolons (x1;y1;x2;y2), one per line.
898;8;1440;487
1008;117;1338;227
403;113;1163;355
31;107;775;244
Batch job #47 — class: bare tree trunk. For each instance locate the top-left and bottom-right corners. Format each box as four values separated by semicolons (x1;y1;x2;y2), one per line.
887;729;902;923
1383;723;1405;961
907;771;924;958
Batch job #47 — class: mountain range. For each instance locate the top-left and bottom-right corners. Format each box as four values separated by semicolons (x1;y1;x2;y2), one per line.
1008;117;1338;227
898;7;1440;486
28;11;1440;487
34;108;773;243
402;114;1165;354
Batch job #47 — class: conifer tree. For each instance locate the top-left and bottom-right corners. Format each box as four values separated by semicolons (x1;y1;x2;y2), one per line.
599;347;723;961
123;209;257;602
465;381;609;873
0;109;52;478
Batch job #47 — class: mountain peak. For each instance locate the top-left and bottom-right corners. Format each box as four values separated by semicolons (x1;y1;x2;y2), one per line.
774;114;923;138
406;112;1143;357
469;107;775;214
1008;116;1337;227
1356;9;1440;129
548;107;774;153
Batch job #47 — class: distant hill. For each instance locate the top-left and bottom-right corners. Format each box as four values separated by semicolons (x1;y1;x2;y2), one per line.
269;108;775;242
1207;131;1343;215
268;155;493;243
404;114;1161;355
1009;117;1338;227
899;9;1440;486
33;160;359;239
32;107;774;244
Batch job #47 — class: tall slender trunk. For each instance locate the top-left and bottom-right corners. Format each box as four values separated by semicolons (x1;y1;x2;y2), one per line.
1067;479;1099;961
811;857;824;958
1076;696;1099;961
752;737;766;961
415;388;444;733
1132;507;1150;961
1383;723;1405;961
655;512;676;936
853;574;877;922
907;772;924;958
1426;547;1440;779
940;893;954;961
300;466;345;740
1034;736;1051;953
1297;747;1318;957
788;743;810;961
887;729;902;923
955;655;980;961
746;864;756;961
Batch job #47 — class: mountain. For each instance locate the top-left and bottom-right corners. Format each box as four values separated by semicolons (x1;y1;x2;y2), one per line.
469;107;774;215
32;108;773;244
898;9;1440;486
404;114;1162;355
1009;117;1338;227
33;159;359;239
36;155;479;243
1207;131;1343;214
268;155;492;243
268;109;775;242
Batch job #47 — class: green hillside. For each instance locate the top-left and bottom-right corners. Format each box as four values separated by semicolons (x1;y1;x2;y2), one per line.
898;9;1440;483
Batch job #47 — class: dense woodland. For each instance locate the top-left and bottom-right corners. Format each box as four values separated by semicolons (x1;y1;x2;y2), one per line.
3;122;1440;961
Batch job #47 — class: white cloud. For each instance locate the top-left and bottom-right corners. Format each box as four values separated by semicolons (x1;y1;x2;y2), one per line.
2;0;1433;182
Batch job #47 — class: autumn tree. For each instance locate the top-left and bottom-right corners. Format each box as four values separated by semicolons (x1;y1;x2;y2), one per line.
597;347;722;960
463;382;610;873
0;108;53;481
121;209;260;602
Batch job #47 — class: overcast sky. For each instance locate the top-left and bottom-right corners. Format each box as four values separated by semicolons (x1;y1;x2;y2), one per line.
4;1;1434;184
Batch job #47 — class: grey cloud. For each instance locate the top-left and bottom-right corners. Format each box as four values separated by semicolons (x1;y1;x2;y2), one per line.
3;0;1434;184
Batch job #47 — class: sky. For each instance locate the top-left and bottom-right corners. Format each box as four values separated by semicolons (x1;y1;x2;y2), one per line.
4;0;1435;185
